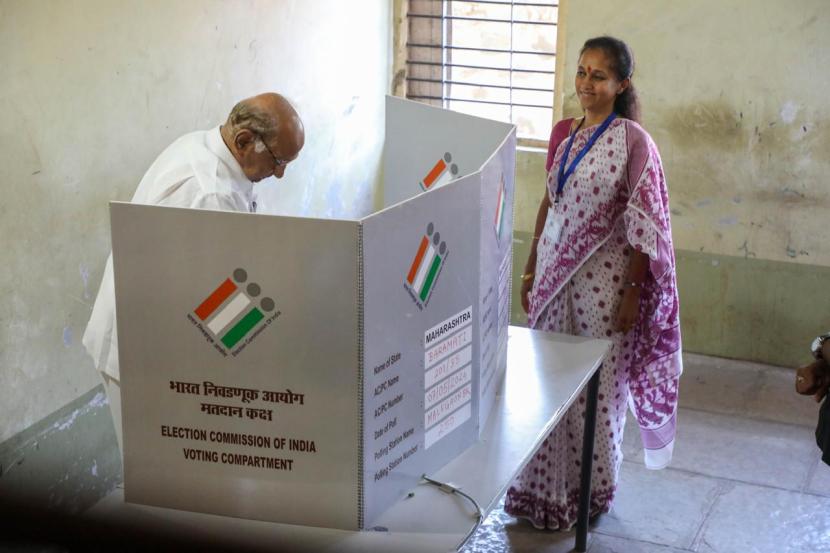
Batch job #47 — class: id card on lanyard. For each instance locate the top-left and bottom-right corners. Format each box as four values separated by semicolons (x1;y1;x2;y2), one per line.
555;113;617;205
540;206;565;256
541;113;617;250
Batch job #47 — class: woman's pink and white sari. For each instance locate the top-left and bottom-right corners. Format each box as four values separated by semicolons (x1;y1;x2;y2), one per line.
504;117;682;530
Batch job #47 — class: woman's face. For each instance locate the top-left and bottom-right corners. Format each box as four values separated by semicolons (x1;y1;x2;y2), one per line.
575;48;627;114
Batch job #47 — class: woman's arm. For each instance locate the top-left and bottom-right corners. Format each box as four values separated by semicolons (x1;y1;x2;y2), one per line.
520;191;551;313
523;118;573;314
614;249;649;333
614;121;662;333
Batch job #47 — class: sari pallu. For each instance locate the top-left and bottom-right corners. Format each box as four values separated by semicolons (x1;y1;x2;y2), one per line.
530;117;682;467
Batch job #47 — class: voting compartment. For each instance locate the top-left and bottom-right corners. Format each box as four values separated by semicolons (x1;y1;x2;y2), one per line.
112;205;363;529
111;96;515;530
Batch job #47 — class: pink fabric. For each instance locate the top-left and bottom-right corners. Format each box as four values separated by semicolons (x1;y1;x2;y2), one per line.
505;118;682;530
529;118;681;387
545;119;573;173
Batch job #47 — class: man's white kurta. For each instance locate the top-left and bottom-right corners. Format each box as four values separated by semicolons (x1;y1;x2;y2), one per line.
83;127;254;380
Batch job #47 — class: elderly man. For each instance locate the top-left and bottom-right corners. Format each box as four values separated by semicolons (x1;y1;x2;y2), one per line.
83;93;304;455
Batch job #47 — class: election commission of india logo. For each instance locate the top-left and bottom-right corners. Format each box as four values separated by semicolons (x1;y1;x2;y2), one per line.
404;223;448;310
494;173;506;240
419;152;459;191
187;268;281;357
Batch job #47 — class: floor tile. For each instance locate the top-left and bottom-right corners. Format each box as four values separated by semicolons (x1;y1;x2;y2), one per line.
589;533;692;552
464;497;587;553
591;461;723;549
695;481;830;553
503;523;586;553
680;353;817;427
806;454;830;497
679;354;764;417
468;354;827;553
621;410;644;463
749;368;821;427
670;409;815;491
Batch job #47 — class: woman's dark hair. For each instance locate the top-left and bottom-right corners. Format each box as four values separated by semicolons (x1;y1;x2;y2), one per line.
580;36;641;123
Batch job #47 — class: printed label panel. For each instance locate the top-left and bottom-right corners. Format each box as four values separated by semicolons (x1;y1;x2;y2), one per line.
424;325;473;369
424;344;472;389
424;382;472;430
424;363;472;409
424;305;473;347
425;402;471;450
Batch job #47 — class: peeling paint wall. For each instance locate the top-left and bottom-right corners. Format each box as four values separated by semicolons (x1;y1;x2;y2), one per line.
510;0;830;365
559;0;829;266
0;0;391;444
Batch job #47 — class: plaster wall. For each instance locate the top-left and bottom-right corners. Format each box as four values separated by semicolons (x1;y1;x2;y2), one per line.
559;0;830;267
0;0;391;444
513;0;829;366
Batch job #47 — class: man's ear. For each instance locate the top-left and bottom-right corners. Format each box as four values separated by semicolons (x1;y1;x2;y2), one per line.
234;129;257;152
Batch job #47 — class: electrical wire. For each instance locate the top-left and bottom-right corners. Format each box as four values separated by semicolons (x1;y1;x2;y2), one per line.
421;473;484;551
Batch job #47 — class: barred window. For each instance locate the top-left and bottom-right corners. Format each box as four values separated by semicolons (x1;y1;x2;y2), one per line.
406;0;558;144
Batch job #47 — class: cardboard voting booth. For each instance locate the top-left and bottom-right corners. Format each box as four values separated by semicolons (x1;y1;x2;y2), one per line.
111;96;516;530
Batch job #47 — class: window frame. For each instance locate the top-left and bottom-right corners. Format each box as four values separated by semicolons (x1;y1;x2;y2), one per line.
397;0;567;150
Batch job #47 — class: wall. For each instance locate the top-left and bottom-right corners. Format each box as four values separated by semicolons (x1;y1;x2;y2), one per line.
0;0;391;497
512;0;830;367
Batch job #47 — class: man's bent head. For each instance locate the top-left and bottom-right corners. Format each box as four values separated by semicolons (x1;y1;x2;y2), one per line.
221;93;305;182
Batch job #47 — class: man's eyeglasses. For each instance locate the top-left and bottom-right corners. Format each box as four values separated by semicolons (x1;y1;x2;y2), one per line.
258;135;289;168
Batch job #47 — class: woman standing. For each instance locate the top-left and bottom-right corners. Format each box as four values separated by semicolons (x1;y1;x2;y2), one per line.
506;36;682;529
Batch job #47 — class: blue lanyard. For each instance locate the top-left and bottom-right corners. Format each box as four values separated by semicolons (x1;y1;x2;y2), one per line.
555;113;617;203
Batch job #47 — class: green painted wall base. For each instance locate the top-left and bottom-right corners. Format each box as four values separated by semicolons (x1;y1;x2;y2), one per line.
675;250;829;367
510;229;829;368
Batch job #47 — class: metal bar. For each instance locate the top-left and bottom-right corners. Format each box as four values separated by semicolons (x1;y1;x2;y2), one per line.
508;2;514;130
407;95;550;110
408;60;554;75
406;77;553;93
409;13;556;26
575;366;602;552
407;42;555;57
444;0;558;6
442;0;451;109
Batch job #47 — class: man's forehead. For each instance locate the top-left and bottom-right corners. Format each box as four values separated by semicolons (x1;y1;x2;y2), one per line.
271;140;301;160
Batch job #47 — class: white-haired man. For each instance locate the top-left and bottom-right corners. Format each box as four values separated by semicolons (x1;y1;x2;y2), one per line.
83;93;304;454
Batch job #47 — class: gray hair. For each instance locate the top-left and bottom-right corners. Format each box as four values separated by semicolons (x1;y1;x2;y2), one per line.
226;100;279;142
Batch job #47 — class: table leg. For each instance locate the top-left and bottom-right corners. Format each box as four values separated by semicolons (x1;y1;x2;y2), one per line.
575;365;601;552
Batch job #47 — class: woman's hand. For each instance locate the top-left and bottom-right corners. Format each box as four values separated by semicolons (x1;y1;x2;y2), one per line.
613;286;641;333
520;275;534;314
615;250;649;334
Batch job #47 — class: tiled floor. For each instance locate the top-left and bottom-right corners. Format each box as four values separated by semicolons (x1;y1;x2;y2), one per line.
5;354;826;552
462;354;830;553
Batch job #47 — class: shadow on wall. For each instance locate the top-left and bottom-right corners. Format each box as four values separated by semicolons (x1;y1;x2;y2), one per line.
0;387;121;517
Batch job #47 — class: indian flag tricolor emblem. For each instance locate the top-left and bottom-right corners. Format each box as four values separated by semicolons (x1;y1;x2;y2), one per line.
406;223;448;305
494;174;506;239
194;268;276;349
419;152;459;191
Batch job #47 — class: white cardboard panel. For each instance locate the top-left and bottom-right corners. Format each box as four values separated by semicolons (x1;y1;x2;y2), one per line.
111;203;362;530
110;98;517;531
382;96;516;207
477;129;517;431
360;173;482;527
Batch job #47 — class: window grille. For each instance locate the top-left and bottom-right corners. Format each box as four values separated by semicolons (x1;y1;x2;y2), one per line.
406;0;558;143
